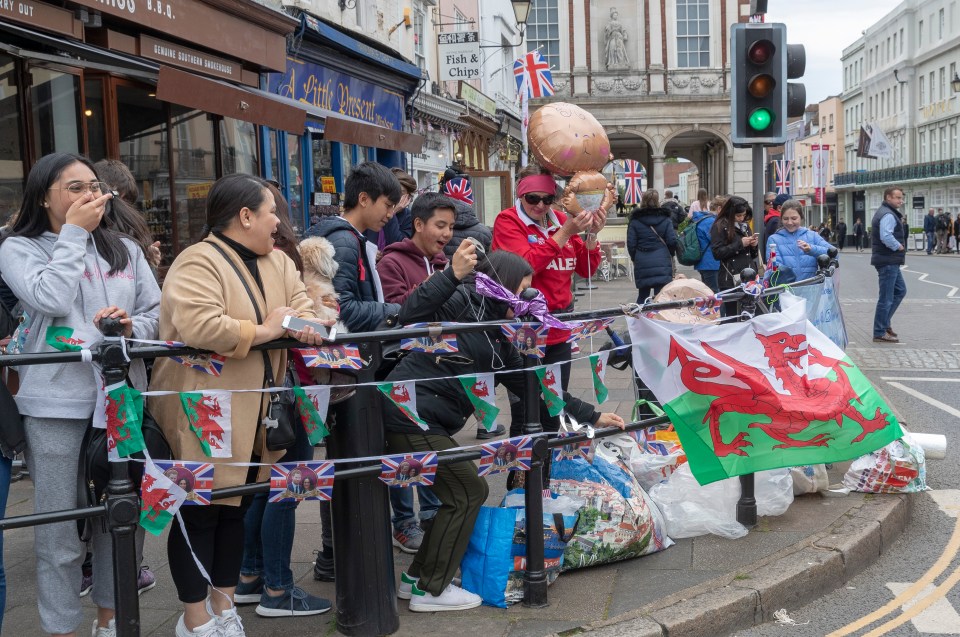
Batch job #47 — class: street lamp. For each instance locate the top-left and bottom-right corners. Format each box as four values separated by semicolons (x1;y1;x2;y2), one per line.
952;71;960;93
511;0;531;27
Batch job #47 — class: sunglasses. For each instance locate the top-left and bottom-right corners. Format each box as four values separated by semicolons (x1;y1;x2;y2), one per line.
765;200;774;205
523;193;555;206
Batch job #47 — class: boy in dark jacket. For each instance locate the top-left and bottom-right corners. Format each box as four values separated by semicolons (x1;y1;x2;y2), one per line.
378;193;456;305
306;162;402;332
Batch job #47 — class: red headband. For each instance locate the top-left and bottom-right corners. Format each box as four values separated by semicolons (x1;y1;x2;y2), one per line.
517;174;556;197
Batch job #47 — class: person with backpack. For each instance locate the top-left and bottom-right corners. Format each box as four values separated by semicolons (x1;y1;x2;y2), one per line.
691;196;722;292
661;190;686;229
935;209;951;254
627;189;677;302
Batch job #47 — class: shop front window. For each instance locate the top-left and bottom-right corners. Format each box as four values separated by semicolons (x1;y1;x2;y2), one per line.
311;135;337;225
171;107;216;250
287;133;303;231
220;117;259;176
116;84;173;266
0;53;25;225
341;142;355;183
84;78;108;162
30;66;81;156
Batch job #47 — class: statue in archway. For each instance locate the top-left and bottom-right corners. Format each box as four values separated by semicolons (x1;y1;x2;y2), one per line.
604;8;630;71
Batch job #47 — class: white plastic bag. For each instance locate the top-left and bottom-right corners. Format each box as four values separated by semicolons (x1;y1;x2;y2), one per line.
790;465;829;495
648;464;748;539
842;430;928;493
755;469;794;517
630;452;685;490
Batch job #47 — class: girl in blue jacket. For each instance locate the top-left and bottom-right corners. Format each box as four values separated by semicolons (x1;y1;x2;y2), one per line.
765;200;833;281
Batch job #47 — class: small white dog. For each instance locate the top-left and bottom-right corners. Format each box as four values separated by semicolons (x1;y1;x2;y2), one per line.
298;236;342;326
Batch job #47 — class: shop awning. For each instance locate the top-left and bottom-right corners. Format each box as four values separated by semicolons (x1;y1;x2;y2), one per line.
248;87;426;154
156;66;306;135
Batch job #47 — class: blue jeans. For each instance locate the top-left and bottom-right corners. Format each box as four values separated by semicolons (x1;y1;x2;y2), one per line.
240;420;314;591
0;456;10;634
873;264;907;338
698;269;720;293
390;483;441;530
926;231;936;253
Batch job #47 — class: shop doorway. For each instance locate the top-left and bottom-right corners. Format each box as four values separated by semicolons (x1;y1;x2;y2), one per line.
467;171;511;226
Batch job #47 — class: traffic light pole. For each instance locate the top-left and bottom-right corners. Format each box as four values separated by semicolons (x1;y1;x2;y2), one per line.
752;144;765;252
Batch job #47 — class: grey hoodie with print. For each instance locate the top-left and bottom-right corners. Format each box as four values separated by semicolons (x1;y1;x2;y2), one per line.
0;223;160;419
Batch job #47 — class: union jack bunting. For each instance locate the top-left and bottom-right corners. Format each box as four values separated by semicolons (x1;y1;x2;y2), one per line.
379;452;438;488
567;318;616;343
773;159;792;195
553;432;592;462
514;50;555;98
478;436;534;476
401;324;459;354
622;159;645;205
154;461;214;506
500;322;548;358
269;461;335;503
297;345;363;370
168;353;225;376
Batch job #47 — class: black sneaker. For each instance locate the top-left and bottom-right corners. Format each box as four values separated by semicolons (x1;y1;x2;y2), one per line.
313;550;334;582
476;424;506;440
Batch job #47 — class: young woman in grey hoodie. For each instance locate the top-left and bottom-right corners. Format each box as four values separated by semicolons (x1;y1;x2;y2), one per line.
0;153;160;637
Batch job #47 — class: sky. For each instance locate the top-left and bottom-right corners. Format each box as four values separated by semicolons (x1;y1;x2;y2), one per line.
765;0;906;104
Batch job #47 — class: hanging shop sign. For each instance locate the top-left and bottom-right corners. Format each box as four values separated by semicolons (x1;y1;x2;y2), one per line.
267;58;405;130
0;0;82;37
438;31;480;81
140;35;241;81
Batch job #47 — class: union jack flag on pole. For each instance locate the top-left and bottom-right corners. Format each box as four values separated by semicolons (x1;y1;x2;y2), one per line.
514;50;555;98
773;159;792;195
622;159;645;205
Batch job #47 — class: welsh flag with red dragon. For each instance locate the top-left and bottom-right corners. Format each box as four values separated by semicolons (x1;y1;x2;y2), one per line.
139;458;187;536
628;296;903;485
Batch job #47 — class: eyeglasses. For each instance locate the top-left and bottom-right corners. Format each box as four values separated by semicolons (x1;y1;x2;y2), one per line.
53;181;110;195
264;179;281;189
764;200;774;205
523;193;555;206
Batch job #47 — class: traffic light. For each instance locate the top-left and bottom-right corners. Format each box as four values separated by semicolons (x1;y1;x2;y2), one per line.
730;23;806;145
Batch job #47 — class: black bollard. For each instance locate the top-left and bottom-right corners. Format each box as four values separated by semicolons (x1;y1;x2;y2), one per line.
735;269;758;529
519;288;549;608
97;317;142;636
328;340;399;636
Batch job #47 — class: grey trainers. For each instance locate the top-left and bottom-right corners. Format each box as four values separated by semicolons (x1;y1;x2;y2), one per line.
392;523;425;554
234;576;264;604
255;587;332;617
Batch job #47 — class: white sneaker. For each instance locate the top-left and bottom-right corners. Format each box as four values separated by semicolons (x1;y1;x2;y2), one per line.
91;618;116;637
175;614;223;637
216;607;246;637
408;582;482;612
397;571;417;600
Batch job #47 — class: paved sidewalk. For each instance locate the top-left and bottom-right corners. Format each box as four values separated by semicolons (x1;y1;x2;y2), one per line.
2;267;914;636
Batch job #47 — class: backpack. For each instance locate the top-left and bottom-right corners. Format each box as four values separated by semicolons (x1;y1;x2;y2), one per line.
936;214;950;231
676;216;707;266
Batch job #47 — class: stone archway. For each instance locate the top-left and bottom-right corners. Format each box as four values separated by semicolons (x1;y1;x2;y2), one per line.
661;127;732;203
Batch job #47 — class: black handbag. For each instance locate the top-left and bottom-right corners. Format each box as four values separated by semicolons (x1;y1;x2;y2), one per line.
210;242;296;451
0;378;24;459
78;407;172;540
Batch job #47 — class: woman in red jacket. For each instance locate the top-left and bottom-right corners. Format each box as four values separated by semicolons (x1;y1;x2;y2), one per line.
491;165;605;437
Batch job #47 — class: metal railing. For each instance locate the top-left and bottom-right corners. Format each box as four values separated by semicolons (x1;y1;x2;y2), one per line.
0;257;838;636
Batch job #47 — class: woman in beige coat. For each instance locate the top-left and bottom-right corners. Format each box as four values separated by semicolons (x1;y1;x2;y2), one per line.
149;174;327;637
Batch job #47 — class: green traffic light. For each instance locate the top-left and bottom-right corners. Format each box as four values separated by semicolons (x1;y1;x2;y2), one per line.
748;108;773;131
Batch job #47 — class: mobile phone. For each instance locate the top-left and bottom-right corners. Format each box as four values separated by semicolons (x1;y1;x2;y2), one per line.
282;315;333;340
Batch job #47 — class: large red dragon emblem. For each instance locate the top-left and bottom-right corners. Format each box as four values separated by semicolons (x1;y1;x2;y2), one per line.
471;380;490;399
189;395;226;449
668;331;890;457
140;474;179;521
106;391;132;443
389;384;411;404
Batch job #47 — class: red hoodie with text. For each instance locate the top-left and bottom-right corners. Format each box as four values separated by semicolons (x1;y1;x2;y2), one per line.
492;205;601;345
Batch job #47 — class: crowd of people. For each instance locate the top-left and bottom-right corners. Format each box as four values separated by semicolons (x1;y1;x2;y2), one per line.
0;154;627;636
0;150;925;635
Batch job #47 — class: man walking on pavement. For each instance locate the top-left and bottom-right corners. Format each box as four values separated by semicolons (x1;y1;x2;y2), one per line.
923;208;937;255
871;186;907;344
935;208;951;254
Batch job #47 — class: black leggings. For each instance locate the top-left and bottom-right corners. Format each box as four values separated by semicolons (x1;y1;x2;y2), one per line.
168;503;249;603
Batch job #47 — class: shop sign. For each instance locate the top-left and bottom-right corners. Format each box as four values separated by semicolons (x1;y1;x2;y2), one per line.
140;35;240;81
0;0;81;38
267;58;404;130
320;176;337;193
438;31;480;81
67;0;286;71
457;82;497;118
186;182;212;199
